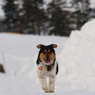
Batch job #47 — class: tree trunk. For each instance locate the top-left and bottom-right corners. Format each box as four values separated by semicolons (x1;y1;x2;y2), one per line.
42;24;46;35
36;20;40;35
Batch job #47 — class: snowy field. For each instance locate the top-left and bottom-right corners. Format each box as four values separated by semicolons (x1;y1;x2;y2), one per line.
0;19;95;95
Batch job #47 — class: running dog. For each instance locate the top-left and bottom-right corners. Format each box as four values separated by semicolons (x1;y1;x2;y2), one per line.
36;44;59;93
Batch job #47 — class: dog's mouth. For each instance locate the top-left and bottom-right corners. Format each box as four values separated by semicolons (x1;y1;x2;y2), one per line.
43;58;50;63
45;60;50;63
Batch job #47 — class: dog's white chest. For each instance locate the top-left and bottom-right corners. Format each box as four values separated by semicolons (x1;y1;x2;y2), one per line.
37;62;57;77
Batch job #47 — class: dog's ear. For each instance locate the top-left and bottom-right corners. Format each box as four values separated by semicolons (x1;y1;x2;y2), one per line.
51;44;57;48
37;44;42;49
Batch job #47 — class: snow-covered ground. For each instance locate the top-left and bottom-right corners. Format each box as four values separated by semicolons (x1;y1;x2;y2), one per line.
0;19;95;95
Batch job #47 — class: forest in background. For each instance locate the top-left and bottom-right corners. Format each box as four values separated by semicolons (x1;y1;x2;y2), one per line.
0;0;95;36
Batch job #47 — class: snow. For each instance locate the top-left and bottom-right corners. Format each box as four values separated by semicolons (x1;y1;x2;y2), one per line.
58;19;95;92
90;0;95;9
0;19;95;94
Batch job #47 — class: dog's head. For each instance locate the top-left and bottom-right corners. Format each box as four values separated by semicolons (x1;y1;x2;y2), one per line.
37;44;57;65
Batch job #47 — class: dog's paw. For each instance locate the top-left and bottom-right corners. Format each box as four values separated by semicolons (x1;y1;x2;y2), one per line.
44;91;54;93
49;91;54;93
42;87;48;92
45;91;49;93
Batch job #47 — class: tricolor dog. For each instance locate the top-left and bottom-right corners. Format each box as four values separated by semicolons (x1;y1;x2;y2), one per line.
36;44;59;93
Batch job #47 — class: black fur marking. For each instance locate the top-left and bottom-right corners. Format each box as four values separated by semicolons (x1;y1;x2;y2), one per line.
47;65;53;71
39;44;56;55
36;57;42;65
56;63;59;75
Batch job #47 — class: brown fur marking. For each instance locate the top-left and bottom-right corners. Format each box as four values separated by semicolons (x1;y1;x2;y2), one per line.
37;44;42;49
49;81;53;85
39;75;43;79
49;52;55;62
49;91;54;93
44;50;47;52
52;44;57;48
45;91;49;93
48;49;50;52
39;53;46;63
42;88;47;91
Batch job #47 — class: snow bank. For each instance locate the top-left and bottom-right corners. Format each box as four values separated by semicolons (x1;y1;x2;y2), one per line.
58;19;95;91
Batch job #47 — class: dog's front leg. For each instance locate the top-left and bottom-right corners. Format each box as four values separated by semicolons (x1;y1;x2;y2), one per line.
38;73;48;93
49;75;55;93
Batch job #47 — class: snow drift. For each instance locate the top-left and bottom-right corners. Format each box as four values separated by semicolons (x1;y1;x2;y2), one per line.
58;19;95;91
